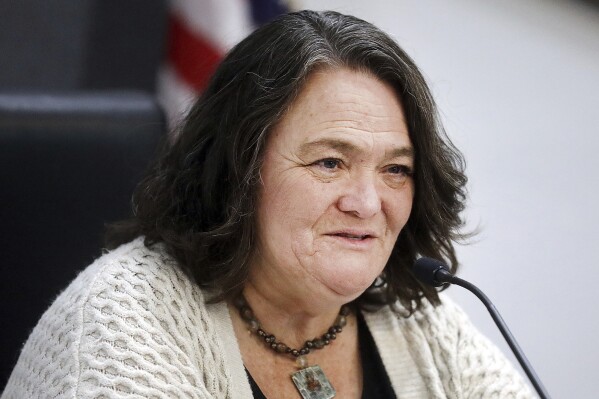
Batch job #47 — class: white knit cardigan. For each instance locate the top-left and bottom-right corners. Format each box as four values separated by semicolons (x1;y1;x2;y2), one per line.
2;238;535;398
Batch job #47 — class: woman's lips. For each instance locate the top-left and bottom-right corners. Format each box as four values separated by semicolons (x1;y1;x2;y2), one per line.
326;229;378;239
332;233;371;240
325;230;378;248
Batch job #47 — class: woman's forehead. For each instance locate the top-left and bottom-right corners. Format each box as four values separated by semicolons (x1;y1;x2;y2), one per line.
270;68;410;151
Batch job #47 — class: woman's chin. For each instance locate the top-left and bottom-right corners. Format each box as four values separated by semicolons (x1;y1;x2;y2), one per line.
317;269;379;301
310;254;386;296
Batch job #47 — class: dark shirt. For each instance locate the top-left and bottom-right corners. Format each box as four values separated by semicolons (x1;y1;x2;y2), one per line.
245;313;396;398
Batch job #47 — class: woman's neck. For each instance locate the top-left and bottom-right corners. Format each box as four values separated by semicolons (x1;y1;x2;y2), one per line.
239;279;350;349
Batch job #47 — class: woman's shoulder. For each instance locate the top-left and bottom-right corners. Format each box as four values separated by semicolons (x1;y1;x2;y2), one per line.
363;293;468;332
361;294;472;368
410;293;471;331
360;295;473;397
364;295;536;398
362;294;482;380
55;237;209;313
82;237;189;292
3;238;230;398
83;237;195;297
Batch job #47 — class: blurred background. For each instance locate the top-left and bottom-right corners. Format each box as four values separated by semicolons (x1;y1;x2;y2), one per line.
306;2;598;399
1;0;598;397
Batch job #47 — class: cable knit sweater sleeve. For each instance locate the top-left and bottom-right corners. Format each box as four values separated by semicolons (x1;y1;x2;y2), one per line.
2;238;249;399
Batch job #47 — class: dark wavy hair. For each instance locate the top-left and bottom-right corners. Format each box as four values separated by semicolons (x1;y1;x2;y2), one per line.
106;10;468;315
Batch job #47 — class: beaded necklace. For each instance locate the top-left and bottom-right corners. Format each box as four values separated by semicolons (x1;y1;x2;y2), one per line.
234;295;350;399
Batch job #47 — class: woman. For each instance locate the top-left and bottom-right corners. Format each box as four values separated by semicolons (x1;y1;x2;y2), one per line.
3;10;534;399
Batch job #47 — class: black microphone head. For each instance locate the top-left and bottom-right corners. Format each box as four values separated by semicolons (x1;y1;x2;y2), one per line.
412;257;451;287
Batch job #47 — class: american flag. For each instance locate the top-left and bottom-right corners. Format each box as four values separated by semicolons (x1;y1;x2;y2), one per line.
157;0;292;130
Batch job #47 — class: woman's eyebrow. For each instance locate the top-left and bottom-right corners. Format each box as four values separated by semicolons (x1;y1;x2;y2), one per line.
298;138;359;157
386;146;414;160
299;138;414;160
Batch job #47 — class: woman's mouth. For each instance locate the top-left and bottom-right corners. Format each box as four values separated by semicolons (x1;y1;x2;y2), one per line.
325;230;378;248
332;233;371;240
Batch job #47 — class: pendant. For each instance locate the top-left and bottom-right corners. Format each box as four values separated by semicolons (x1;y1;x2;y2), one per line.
291;365;336;399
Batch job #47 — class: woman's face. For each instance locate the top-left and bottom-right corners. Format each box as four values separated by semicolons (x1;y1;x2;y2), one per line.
252;68;414;303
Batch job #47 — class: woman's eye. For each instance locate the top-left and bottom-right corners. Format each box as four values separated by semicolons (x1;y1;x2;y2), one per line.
316;158;341;170
387;165;413;176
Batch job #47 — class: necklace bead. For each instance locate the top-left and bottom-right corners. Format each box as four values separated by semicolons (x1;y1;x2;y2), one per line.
234;295;350;365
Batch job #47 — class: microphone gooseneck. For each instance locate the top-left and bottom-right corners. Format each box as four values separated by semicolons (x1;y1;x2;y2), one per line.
413;257;551;399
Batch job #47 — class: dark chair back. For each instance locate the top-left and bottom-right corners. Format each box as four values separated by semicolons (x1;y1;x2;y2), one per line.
0;92;165;387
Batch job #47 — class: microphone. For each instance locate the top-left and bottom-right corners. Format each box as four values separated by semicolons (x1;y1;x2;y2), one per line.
413;257;551;399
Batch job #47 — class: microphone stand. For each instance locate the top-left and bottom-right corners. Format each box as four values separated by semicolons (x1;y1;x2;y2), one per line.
437;269;551;399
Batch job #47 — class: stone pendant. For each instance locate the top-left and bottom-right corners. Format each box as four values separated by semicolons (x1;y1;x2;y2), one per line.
291;365;336;399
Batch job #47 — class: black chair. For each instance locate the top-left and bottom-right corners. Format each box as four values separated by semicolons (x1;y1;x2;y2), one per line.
0;92;165;387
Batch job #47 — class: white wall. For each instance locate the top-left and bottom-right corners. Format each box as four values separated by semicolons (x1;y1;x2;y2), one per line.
300;1;599;397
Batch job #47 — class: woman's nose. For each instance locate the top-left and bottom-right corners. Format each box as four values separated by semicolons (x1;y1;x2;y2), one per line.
337;175;382;219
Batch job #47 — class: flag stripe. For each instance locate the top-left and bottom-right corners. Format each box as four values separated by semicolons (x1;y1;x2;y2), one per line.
170;0;253;51
249;0;289;25
167;13;223;92
159;0;291;129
